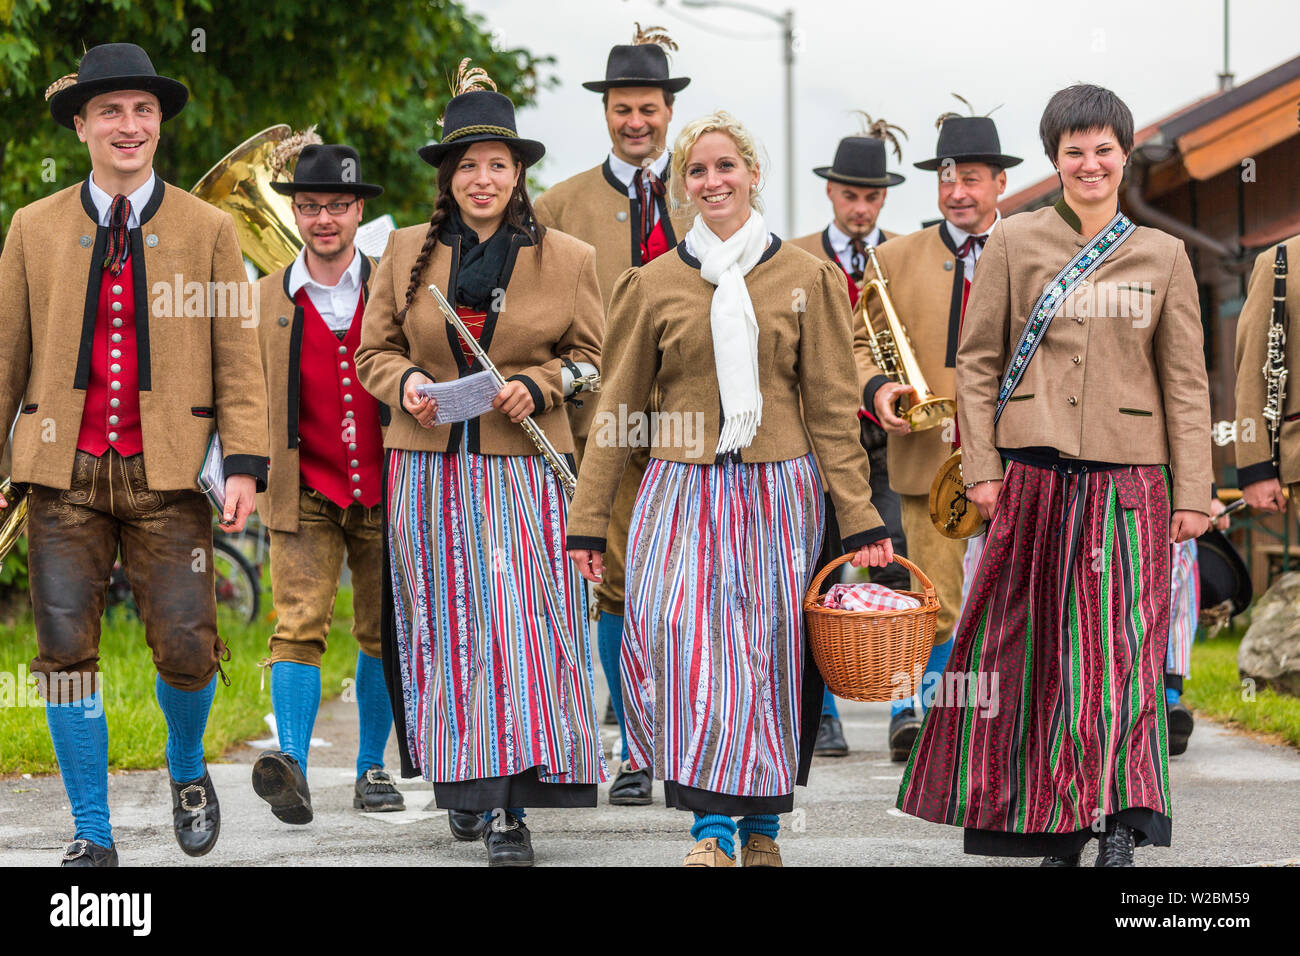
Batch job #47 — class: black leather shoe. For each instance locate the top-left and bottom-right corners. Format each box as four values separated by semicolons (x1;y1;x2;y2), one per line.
60;839;118;867
1167;700;1194;756
1096;822;1136;867
814;714;850;756
353;767;405;812
608;765;653;805
1041;852;1081;867
483;810;534;867
251;750;312;824
603;697;618;726
448;809;488;841
889;707;922;762
170;770;220;857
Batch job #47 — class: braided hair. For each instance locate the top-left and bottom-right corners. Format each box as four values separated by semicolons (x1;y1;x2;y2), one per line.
394;142;546;325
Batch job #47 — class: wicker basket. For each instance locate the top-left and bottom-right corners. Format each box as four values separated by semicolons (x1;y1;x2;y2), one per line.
803;553;939;702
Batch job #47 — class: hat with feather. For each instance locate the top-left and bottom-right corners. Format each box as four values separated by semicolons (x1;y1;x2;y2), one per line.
46;43;188;129
913;94;1022;171
418;59;546;168
814;112;908;187
582;23;690;93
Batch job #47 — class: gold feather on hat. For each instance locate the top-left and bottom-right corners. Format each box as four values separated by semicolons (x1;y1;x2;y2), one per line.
44;73;78;101
853;111;908;163
438;58;498;129
268;125;325;180
632;22;678;52
935;93;1003;129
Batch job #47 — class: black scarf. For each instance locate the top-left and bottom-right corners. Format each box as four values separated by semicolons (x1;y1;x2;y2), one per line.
440;206;515;312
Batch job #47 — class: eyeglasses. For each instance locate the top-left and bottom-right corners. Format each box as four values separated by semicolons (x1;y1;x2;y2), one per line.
293;199;360;217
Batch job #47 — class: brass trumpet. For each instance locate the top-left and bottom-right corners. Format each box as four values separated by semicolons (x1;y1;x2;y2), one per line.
858;245;956;432
0;477;30;562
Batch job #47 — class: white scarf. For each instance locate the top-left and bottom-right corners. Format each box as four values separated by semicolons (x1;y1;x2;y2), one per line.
688;211;768;455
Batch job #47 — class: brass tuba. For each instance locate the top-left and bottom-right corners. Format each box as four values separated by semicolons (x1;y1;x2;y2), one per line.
858;244;957;432
191;125;306;275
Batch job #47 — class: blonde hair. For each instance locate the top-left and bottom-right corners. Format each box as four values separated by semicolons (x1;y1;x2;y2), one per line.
670;111;764;212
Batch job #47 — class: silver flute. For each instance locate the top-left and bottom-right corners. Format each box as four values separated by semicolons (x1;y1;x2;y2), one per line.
426;284;578;498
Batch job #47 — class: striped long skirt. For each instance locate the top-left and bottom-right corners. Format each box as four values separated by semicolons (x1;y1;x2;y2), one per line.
622;454;823;815
896;460;1174;856
385;448;608;799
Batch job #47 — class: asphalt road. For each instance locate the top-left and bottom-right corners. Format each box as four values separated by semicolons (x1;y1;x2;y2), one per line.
3;681;1298;867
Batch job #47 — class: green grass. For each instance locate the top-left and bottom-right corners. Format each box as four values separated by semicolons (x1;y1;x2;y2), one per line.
0;587;360;775
1185;619;1300;749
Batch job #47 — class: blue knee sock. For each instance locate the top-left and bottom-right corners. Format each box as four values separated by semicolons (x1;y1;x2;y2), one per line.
271;661;320;770
691;813;736;857
892;638;954;717
46;691;112;847
354;651;392;777
821;688;839;719
1166;686;1181;705
738;813;780;846
155;674;217;782
596;611;630;762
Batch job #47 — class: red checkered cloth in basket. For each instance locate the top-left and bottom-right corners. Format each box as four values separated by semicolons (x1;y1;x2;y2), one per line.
821;583;921;612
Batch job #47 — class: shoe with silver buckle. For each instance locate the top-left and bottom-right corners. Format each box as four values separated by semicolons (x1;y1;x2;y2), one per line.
170;769;220;857
483;810;534;867
60;838;118;867
353;766;405;812
448;809;488;841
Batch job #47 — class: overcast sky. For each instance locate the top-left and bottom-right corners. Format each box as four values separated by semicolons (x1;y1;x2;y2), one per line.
469;0;1300;237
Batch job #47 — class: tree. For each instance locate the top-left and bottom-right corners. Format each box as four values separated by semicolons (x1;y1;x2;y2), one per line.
0;0;555;230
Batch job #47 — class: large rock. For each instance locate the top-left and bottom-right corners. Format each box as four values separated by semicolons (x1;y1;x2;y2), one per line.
1238;571;1300;698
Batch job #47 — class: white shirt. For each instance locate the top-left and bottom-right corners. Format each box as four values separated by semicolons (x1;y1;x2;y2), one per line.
943;210;1002;276
826;221;883;273
608;149;670;230
288;246;362;333
87;170;156;228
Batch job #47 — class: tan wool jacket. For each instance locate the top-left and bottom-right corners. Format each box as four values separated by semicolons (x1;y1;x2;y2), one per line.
0;179;268;491
1234;235;1300;489
534;159;695;439
956;202;1213;514
355;225;602;456
255;254;383;531
853;222;966;494
566;237;887;552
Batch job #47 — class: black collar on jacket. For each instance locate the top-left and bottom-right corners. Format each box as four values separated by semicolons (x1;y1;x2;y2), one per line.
676;233;782;271
937;221;964;369
73;177;167;392
601;155;681;266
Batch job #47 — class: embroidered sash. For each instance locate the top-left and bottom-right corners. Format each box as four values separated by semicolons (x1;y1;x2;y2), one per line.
993;210;1137;423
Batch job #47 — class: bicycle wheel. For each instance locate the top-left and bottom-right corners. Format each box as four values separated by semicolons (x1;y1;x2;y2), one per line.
212;538;260;625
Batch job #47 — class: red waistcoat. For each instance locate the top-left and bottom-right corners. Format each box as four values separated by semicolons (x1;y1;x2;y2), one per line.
641;219;670;265
295;290;383;509
76;255;143;457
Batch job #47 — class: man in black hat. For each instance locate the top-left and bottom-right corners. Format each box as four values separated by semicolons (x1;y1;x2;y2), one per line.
0;42;269;865
791;124;910;757
852;110;1020;761
533;24;693;807
248;145;404;824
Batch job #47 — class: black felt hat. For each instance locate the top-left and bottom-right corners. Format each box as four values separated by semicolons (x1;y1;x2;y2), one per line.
815;136;905;187
1197;527;1253;617
270;144;383;198
419;89;545;168
582;42;690;93
914;116;1022;171
47;43;188;129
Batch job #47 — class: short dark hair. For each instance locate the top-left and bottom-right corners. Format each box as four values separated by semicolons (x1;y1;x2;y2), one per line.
1038;84;1134;161
601;87;675;110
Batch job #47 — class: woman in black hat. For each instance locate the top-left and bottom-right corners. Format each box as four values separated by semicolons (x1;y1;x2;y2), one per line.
355;61;607;867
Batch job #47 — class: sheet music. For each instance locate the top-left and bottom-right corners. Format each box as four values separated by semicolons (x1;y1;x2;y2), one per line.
197;431;226;512
416;371;500;424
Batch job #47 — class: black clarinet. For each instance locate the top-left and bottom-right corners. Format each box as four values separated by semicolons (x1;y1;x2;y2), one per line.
1262;246;1289;469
